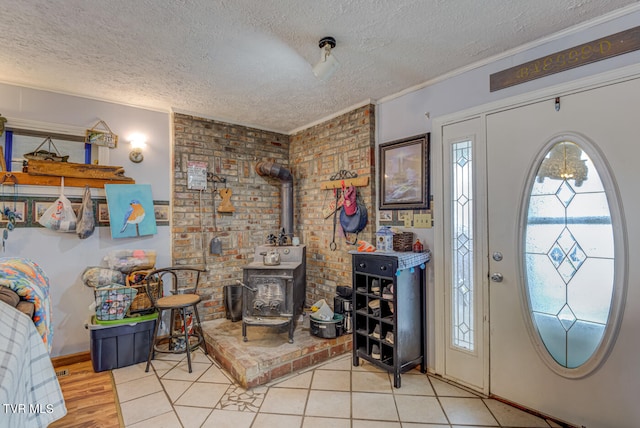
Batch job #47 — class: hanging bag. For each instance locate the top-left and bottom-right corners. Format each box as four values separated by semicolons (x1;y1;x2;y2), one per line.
339;190;368;245
76;185;95;239
38;178;77;232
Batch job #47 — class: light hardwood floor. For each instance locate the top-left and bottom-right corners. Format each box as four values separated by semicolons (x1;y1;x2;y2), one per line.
50;360;122;428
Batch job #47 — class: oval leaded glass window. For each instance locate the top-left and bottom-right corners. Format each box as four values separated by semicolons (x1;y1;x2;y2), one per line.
523;135;625;377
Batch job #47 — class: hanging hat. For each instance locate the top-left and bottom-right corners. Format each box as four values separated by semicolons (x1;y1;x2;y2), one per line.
343;185;357;216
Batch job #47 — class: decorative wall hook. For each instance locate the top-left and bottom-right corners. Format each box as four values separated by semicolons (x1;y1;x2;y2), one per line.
320;169;369;190
206;172;227;193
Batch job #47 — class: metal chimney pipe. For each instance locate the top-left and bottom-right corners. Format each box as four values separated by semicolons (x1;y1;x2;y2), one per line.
255;161;294;237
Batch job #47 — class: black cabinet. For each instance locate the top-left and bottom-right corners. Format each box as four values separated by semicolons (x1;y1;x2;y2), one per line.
351;252;427;387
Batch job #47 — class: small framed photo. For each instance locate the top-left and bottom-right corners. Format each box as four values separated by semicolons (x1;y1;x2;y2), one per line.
379;210;393;222
379;133;430;210
34;201;52;223
397;211;413;222
0;201;26;224
98;202;110;224
154;204;170;225
70;203;82;218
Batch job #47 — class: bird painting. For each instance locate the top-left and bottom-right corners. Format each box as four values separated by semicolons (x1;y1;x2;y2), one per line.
105;184;157;239
120;199;146;235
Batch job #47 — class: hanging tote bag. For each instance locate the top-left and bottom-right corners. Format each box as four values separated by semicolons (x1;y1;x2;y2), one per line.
76;185;95;239
38;178;77;232
339;190;368;245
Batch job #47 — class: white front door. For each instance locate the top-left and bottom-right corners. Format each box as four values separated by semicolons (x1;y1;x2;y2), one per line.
486;77;640;427
441;117;488;393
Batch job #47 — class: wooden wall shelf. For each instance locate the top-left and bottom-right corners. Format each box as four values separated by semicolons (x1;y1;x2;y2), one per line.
320;176;369;190
1;172;135;189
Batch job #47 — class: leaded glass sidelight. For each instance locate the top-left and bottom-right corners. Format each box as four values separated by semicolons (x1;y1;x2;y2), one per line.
524;139;619;371
452;140;474;351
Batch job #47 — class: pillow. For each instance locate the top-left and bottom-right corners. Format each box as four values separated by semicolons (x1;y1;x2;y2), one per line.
0;286;20;307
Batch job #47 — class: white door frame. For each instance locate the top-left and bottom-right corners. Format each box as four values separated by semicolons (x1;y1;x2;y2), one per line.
432;62;640;389
437;117;490;393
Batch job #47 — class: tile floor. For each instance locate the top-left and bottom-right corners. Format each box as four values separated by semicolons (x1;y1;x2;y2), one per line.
113;351;563;428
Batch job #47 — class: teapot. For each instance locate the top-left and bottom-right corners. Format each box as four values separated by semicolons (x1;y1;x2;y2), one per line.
260;248;281;266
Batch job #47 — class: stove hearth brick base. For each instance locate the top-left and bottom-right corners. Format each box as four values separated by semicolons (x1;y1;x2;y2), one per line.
202;317;352;388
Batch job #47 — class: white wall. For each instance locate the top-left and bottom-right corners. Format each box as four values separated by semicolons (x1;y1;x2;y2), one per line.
378;9;640;144
0;84;172;357
376;9;640;367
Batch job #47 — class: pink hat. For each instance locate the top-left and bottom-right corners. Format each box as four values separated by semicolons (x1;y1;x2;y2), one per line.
343;185;357;216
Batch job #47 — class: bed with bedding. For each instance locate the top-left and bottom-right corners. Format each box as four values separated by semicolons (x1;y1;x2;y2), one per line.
0;301;66;426
0;257;53;352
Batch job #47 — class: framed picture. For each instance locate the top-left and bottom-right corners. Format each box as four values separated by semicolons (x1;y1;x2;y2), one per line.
397;211;413;221
154;203;170;225
0;201;26;224
379;134;430;210
98;202;110;224
70;203;82;219
104;184;157;238
379;210;393;222
34;201;51;223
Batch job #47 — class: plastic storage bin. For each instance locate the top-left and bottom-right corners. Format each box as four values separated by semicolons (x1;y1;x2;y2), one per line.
88;313;157;372
310;314;344;339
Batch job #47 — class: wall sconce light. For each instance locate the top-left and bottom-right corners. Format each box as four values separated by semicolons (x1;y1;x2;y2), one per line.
128;133;147;163
312;36;339;81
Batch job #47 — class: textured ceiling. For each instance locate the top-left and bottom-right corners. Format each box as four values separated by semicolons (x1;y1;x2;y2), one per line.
0;0;637;133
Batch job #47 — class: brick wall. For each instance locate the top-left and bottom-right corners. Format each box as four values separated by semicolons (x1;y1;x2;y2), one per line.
172;105;375;319
289;104;376;305
173;113;289;320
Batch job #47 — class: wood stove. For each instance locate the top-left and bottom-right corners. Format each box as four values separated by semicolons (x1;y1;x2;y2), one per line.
241;244;306;343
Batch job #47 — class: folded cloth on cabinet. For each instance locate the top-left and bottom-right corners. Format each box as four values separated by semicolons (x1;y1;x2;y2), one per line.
0;258;53;353
0;301;66;427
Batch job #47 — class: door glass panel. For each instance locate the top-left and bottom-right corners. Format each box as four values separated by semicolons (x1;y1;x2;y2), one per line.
524;141;615;369
451;140;474;351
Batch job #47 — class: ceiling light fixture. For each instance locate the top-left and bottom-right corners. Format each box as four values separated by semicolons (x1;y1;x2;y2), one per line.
537;141;588;186
312;36;339;81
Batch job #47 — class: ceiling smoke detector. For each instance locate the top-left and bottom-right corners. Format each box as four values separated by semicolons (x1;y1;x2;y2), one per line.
312;36;339;81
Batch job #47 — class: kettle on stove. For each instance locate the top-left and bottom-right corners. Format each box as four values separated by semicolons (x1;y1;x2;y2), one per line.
260;248;281;266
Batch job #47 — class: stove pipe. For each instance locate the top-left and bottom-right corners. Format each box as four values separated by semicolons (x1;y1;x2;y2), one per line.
255;161;293;237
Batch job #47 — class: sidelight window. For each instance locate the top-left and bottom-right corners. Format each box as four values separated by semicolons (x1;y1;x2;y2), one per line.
451;140;474;351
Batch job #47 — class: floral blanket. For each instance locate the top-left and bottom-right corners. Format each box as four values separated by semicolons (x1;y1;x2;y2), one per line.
0;258;52;353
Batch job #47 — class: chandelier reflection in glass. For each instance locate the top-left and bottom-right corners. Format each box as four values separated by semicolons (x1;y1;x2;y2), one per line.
537;141;588;186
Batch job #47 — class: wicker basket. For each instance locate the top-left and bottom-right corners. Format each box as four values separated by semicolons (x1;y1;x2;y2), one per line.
126;270;160;314
393;232;414;252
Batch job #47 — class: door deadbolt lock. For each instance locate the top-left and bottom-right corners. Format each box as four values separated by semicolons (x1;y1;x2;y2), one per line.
491;272;504;282
492;252;503;262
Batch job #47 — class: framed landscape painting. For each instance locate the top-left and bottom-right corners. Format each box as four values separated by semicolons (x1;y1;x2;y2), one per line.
379;134;430;210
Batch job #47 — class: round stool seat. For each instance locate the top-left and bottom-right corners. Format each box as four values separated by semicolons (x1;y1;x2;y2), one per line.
156;294;201;309
144;267;208;375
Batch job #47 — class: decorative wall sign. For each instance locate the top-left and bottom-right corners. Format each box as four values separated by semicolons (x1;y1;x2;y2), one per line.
187;161;208;190
490;26;640;92
379;134;430;210
85;120;118;148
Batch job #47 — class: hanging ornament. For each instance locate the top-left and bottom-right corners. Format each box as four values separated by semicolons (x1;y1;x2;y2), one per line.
1;173;21;251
